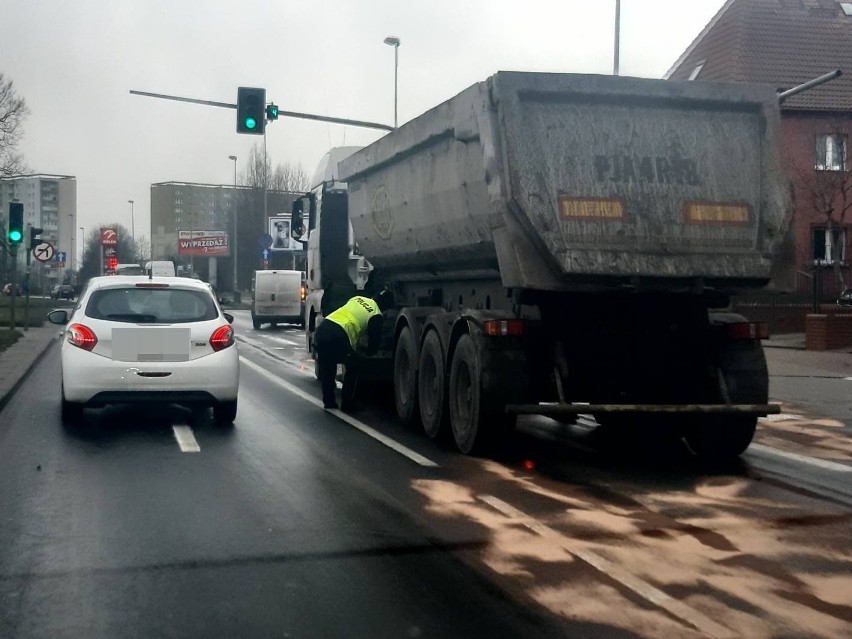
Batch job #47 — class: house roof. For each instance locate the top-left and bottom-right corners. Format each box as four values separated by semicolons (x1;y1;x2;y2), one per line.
666;0;852;112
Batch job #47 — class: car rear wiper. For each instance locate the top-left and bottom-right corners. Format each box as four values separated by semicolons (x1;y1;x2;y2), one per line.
105;313;159;323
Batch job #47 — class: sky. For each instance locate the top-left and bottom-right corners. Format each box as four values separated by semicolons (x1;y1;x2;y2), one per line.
1;0;728;244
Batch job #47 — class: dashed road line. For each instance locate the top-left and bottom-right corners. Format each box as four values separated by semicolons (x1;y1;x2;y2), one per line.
172;425;200;453
239;356;439;468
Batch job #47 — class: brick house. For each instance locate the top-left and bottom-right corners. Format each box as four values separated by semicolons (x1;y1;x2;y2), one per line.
666;0;852;299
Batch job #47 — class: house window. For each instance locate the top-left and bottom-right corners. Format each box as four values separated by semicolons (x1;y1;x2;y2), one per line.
815;134;847;171
813;226;847;264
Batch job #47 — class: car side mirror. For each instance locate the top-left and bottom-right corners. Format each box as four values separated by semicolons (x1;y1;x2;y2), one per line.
47;309;69;325
223;312;234;324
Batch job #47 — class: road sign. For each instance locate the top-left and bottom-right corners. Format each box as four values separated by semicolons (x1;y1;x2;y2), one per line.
33;241;55;263
261;249;270;260
258;233;273;250
54;251;66;264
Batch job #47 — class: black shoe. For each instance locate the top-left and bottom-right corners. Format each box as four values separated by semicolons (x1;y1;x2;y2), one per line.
340;401;357;413
323;400;338;410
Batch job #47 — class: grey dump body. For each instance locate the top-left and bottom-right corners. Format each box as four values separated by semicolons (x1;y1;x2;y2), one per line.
340;71;790;292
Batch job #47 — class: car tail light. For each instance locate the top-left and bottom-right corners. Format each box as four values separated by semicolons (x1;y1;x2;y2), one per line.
135;283;170;288
210;325;234;352
483;319;525;337
725;322;769;340
67;323;98;351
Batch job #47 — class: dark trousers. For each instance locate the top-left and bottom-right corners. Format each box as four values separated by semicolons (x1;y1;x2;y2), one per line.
314;320;356;407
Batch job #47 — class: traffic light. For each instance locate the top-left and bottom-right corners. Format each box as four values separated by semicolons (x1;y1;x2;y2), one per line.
30;226;44;250
7;203;23;245
236;87;266;135
266;103;279;121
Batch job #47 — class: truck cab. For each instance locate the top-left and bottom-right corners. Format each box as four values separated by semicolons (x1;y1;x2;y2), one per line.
291;147;373;358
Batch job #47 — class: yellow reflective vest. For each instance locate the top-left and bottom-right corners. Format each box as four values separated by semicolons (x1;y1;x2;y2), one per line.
325;296;381;349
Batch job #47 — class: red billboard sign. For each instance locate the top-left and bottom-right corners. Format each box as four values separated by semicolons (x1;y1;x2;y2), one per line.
100;227;118;246
178;230;230;257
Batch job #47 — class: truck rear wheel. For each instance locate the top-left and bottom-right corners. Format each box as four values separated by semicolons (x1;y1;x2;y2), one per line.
394;326;420;427
449;334;515;454
684;336;767;462
418;330;447;439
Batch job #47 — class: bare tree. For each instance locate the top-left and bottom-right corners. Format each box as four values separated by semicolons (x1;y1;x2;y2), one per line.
790;122;852;290
239;143;310;192
0;73;30;177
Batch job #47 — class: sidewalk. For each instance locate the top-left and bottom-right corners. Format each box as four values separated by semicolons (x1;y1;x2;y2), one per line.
0;325;60;410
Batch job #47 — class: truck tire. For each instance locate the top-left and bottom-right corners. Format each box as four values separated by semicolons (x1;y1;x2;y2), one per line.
684;338;767;462
252;314;262;330
448;334;515;454
393;326;420;427
418;330;447;440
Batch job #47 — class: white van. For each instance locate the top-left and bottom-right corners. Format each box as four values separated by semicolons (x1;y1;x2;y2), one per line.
251;270;305;329
145;261;176;277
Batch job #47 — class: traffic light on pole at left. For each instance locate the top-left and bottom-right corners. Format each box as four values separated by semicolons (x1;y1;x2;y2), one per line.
236;87;266;135
7;202;24;245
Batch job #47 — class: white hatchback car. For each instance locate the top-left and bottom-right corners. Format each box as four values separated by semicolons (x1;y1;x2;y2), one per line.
48;276;239;424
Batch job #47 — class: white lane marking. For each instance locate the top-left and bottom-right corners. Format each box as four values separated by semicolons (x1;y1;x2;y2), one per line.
279;338;299;346
239;356;439;468
172;425;200;453
479;495;736;639
760;413;804;422
748;443;852;473
845;377;852;381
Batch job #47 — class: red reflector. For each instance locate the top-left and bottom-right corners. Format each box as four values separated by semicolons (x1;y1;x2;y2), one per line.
725;322;769;340
210;325;234;352
522;459;536;471
67;323;98;351
483;319;524;337
135;283;170;288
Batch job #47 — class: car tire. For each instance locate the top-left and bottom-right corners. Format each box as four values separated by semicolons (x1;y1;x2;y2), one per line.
61;388;83;424
214;399;238;425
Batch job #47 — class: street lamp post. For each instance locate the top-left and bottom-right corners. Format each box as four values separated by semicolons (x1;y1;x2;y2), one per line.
384;36;400;128
613;0;621;76
128;199;135;259
79;226;84;271
228;155;238;295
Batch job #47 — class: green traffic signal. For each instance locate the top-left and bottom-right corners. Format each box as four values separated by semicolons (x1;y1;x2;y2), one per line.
245;116;257;130
236;87;265;135
7;202;24;245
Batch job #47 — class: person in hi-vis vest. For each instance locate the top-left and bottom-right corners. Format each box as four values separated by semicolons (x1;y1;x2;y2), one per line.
314;291;394;410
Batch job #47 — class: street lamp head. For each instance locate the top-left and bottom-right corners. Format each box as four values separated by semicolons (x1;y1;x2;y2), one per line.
384;36;400;47
228;155;237;161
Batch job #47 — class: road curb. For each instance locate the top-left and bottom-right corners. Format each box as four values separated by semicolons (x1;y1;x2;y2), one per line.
0;329;59;413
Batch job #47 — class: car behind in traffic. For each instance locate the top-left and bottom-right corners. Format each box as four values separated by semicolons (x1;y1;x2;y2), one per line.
48;276;239;424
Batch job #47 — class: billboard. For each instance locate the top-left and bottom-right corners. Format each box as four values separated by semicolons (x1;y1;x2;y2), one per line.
178;230;230;257
269;217;299;250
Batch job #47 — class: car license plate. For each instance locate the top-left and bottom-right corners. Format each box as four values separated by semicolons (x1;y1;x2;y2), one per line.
112;327;191;362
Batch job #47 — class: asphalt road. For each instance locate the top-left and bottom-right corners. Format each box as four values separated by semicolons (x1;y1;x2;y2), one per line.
1;311;850;638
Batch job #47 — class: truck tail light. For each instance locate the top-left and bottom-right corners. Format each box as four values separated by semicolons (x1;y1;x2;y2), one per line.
210;325;235;351
725;322;769;340
483;319;525;337
300;285;307;301
67;323;98;351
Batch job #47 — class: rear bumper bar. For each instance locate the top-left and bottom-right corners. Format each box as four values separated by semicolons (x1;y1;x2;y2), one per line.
506;403;781;416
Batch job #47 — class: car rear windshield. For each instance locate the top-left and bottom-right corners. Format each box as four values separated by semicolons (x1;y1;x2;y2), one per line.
86;287;218;323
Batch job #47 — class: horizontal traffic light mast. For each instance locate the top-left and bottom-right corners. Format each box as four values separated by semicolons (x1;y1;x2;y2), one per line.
129;89;394;133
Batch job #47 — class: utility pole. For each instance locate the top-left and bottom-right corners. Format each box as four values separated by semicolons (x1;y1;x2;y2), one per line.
614;0;621;76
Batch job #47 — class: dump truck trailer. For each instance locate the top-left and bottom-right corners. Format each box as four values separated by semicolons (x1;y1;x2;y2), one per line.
293;71;792;460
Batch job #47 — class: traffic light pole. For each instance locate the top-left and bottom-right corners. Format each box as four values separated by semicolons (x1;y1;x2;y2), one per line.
129;90;395;132
8;245;17;332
